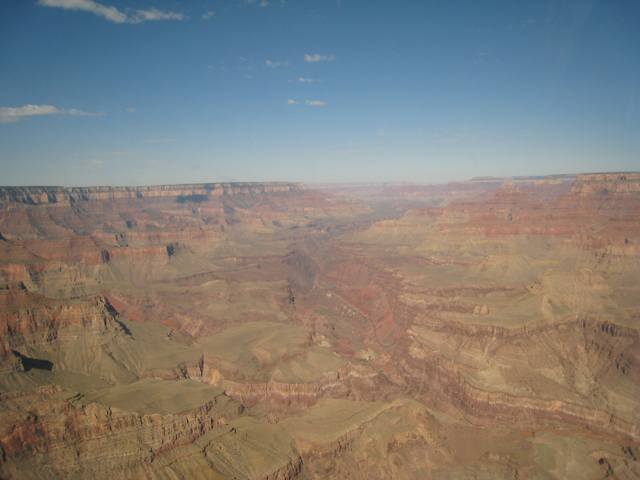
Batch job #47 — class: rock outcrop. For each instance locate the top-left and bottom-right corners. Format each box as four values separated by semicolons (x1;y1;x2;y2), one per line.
0;283;122;373
0;385;243;479
1;173;639;479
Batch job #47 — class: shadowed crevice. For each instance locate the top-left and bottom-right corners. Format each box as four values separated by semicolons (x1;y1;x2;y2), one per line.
11;350;54;371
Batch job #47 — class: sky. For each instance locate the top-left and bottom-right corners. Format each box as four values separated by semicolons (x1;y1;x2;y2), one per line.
0;0;638;187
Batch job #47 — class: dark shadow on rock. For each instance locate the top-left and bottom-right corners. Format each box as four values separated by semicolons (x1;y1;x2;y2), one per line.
177;194;207;204
12;350;54;372
114;318;133;336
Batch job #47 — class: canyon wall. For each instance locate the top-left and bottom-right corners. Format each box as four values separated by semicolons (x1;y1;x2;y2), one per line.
0;174;639;479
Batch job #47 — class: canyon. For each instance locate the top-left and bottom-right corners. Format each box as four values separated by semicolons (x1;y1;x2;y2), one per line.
0;174;639;479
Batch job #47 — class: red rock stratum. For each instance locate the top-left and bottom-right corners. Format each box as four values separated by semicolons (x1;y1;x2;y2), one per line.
1;176;639;479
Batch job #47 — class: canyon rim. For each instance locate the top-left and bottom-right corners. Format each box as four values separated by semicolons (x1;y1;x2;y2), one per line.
0;173;639;479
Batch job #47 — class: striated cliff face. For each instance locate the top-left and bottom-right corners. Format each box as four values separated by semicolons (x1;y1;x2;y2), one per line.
1;173;640;479
0;182;306;206
0;283;121;374
396;316;640;441
569;173;640;195
319;172;640;448
0;385;245;479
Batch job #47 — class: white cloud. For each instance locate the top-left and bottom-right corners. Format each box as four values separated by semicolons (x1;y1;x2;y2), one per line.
37;0;184;24
130;7;183;23
287;99;298;105
305;100;326;106
203;11;215;19
0;104;105;123
376;129;386;137
299;78;314;83
142;138;180;143
126;107;136;113
260;1;269;6
265;60;289;68
304;54;336;62
38;0;127;22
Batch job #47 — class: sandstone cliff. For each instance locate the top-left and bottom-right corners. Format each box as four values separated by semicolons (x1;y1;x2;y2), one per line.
1;173;639;479
0;182;306;206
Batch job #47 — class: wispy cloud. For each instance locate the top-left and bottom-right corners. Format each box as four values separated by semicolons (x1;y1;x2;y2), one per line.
304;54;336;62
265;60;289;68
305;100;326;106
0;104;105;123
202;11;215;19
376;129;386;137
287;99;298;105
142;138;180;143
38;0;126;22
294;77;325;83
243;0;270;6
126;107;136;113
37;0;184;24
133;7;183;22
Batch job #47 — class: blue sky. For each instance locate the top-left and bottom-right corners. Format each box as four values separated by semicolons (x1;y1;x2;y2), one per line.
0;0;638;187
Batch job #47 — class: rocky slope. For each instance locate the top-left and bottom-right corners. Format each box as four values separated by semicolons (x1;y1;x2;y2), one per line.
0;175;639;479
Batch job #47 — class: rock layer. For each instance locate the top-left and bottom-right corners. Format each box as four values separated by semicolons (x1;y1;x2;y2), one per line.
0;174;639;479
